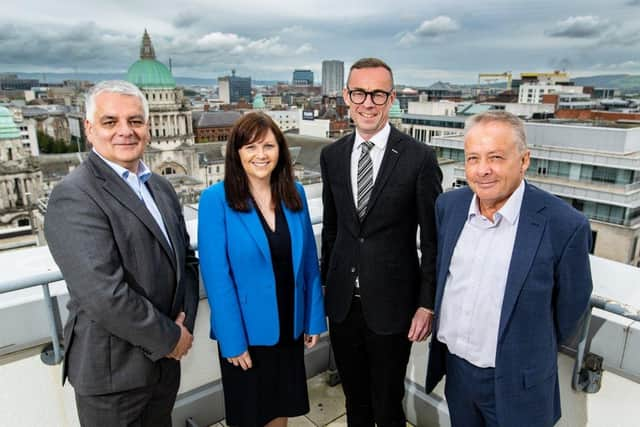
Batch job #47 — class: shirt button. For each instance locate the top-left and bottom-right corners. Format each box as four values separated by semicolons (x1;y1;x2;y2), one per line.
350;267;356;273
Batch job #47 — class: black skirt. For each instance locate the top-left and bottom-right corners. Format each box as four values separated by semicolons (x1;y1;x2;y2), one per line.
219;338;310;427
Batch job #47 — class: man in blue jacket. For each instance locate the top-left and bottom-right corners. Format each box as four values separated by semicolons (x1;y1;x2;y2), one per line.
426;111;593;427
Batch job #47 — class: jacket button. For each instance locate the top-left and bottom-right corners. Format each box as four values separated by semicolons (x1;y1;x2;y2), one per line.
359;238;364;243
350;267;356;273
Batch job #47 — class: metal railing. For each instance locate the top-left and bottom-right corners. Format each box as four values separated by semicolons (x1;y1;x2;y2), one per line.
572;294;640;393
1;238;639;397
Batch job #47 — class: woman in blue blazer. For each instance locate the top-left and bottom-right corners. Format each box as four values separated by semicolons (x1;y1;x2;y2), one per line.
198;112;327;427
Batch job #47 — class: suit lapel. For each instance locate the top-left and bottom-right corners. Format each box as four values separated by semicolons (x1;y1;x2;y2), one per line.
435;190;472;313
335;132;360;224
361;127;402;221
89;153;177;270
146;177;180;272
498;184;547;342
236;203;271;262
283;204;302;280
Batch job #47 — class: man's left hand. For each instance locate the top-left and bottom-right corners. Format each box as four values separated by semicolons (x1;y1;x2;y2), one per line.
407;308;433;342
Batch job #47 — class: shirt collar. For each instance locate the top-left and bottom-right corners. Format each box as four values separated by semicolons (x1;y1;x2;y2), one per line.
354;122;390;152
93;148;151;183
468;179;526;225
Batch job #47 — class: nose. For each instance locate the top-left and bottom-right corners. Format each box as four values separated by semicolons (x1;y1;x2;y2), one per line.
477;159;492;176
362;93;376;107
115;120;134;136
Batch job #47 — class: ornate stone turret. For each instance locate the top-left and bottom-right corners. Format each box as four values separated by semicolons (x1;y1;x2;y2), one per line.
140;29;156;60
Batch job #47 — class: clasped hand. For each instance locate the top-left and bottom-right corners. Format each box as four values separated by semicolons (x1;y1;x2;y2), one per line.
167;312;193;360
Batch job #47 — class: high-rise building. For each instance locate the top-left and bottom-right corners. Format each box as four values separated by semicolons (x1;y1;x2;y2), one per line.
322;60;344;96
292;69;314;86
218;70;252;104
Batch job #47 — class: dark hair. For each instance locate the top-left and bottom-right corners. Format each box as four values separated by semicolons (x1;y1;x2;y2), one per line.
224;112;302;212
347;57;394;87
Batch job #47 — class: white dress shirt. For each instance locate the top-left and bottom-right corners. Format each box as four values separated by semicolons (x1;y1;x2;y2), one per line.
437;180;525;368
350;123;390;206
93;149;173;249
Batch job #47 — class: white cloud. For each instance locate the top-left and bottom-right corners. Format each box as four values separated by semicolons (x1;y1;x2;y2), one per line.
196;32;246;49
397;16;459;46
415;16;460;37
295;43;314;55
547;16;608;38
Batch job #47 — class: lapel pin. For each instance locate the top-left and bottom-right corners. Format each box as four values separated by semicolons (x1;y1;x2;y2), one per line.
391;148;398;154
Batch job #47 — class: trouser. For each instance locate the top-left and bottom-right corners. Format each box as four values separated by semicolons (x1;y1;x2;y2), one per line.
330;297;412;427
74;358;180;427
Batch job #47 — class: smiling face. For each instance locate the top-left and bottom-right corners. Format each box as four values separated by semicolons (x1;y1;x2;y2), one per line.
464;120;530;219
344;66;395;140
85;92;149;173
238;129;280;186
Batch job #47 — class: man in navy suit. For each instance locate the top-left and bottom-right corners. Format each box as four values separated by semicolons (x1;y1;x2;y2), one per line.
425;111;593;427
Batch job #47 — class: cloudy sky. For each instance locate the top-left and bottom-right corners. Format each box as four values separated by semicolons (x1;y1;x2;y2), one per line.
2;0;639;85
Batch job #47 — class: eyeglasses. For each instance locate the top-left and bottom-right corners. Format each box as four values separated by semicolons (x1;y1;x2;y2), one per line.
347;88;392;106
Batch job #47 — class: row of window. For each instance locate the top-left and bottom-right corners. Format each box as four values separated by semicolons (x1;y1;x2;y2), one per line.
145;92;175;102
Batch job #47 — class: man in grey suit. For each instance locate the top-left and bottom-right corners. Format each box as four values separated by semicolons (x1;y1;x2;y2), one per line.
45;80;199;426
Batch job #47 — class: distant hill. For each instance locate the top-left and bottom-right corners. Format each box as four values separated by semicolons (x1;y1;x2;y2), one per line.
571;74;640;92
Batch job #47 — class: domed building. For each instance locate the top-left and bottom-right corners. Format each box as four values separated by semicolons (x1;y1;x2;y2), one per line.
0;106;44;248
389;99;403;128
252;94;266;110
126;30;197;178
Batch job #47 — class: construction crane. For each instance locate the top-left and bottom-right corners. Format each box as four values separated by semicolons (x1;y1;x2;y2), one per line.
478;72;513;91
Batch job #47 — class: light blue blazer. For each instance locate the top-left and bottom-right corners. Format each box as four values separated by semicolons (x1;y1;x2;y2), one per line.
198;181;327;358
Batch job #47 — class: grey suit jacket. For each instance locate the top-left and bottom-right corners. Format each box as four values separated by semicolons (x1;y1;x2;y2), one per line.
45;151;199;395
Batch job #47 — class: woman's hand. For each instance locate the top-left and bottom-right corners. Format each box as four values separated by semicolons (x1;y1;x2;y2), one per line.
227;350;253;370
304;334;318;349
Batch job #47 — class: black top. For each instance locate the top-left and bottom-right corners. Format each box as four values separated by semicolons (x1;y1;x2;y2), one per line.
255;204;296;346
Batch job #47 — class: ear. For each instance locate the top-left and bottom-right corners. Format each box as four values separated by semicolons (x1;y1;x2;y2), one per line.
84;119;93;141
342;87;351;107
521;150;531;174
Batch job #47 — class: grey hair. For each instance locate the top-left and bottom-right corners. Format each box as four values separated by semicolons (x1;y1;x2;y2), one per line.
85;80;149;123
465;110;527;152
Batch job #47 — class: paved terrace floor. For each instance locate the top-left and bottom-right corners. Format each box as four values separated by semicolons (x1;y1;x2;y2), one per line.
210;373;416;427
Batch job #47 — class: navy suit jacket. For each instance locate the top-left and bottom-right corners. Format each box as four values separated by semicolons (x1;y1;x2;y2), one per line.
426;182;593;426
198;182;327;358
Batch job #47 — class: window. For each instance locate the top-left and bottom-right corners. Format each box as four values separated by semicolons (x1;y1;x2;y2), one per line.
17;218;30;226
162;167;176;175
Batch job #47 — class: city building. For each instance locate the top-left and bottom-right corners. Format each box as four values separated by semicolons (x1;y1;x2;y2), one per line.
430;120;640;265
0;74;39;91
218;70;252;104
6;107;39;156
292;69;314;86
192;111;242;143
321;60;344;96
265;109;299;132
518;71;585;104
0;106;44;250
127;30;197;178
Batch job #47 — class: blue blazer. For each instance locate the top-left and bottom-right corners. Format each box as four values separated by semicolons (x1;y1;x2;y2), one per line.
425;182;593;426
198;182;327;358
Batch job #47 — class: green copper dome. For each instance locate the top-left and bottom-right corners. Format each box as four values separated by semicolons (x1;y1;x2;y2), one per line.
389;99;402;119
127;60;176;88
126;30;176;89
253;94;266;110
0;106;21;140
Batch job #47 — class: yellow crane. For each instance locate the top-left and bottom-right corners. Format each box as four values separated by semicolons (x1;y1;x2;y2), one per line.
478;72;513;91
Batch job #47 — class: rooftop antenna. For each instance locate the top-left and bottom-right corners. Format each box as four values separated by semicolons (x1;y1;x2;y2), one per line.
169;57;172;72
